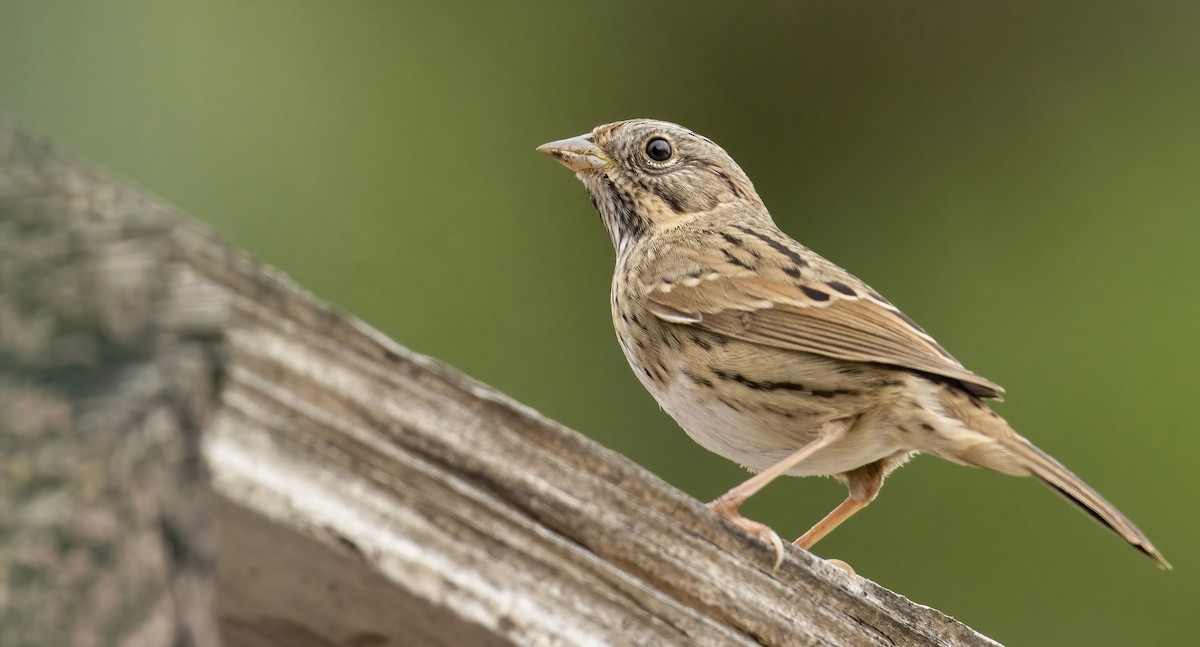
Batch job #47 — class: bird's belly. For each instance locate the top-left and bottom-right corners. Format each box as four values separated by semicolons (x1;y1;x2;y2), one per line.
641;355;905;477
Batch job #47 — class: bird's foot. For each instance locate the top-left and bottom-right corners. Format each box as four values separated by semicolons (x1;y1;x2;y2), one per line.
707;500;785;570
824;558;856;576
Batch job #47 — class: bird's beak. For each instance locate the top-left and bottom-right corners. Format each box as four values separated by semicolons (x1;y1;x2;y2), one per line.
537;133;609;172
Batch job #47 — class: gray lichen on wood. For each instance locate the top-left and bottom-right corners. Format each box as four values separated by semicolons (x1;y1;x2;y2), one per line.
0;117;1002;647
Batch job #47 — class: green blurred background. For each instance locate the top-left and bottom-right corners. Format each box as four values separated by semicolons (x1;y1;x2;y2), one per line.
3;1;1197;643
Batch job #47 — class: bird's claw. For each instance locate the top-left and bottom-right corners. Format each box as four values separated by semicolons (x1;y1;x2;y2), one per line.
824;558;856;576
707;502;786;570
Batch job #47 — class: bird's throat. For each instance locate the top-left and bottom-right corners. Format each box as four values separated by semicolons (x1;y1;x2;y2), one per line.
586;173;648;253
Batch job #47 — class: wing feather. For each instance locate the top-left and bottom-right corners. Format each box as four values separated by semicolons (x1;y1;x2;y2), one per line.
646;253;1002;398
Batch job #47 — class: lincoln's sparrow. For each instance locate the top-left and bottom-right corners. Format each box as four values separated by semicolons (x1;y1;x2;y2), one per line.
538;119;1168;569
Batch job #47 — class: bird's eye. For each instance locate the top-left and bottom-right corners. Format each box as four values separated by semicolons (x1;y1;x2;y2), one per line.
645;137;673;162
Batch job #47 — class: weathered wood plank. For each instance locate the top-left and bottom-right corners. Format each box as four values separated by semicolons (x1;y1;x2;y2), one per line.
0;117;1001;647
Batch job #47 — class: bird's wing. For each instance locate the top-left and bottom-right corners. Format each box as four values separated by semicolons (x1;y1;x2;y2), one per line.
643;227;1003;398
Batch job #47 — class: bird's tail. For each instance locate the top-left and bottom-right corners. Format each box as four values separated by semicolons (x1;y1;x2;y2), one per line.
935;386;1171;569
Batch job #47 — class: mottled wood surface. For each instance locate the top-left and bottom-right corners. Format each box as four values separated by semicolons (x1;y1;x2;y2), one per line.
0;118;1002;646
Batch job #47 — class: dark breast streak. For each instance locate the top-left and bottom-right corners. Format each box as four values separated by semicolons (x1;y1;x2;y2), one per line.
611;252;677;389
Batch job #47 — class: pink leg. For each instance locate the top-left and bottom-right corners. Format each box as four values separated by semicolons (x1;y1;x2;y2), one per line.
708;419;852;568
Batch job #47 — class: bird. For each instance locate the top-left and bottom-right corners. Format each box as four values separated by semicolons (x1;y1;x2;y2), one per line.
536;118;1169;570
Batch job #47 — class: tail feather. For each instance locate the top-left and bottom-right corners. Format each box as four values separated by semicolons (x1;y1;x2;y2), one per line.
935;386;1170;569
1006;436;1170;570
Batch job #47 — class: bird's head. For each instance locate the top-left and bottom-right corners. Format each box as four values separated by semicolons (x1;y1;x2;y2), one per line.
538;119;765;251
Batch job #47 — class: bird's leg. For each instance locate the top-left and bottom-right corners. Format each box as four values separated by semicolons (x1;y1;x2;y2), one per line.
708;418;852;568
793;498;872;550
794;462;884;550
